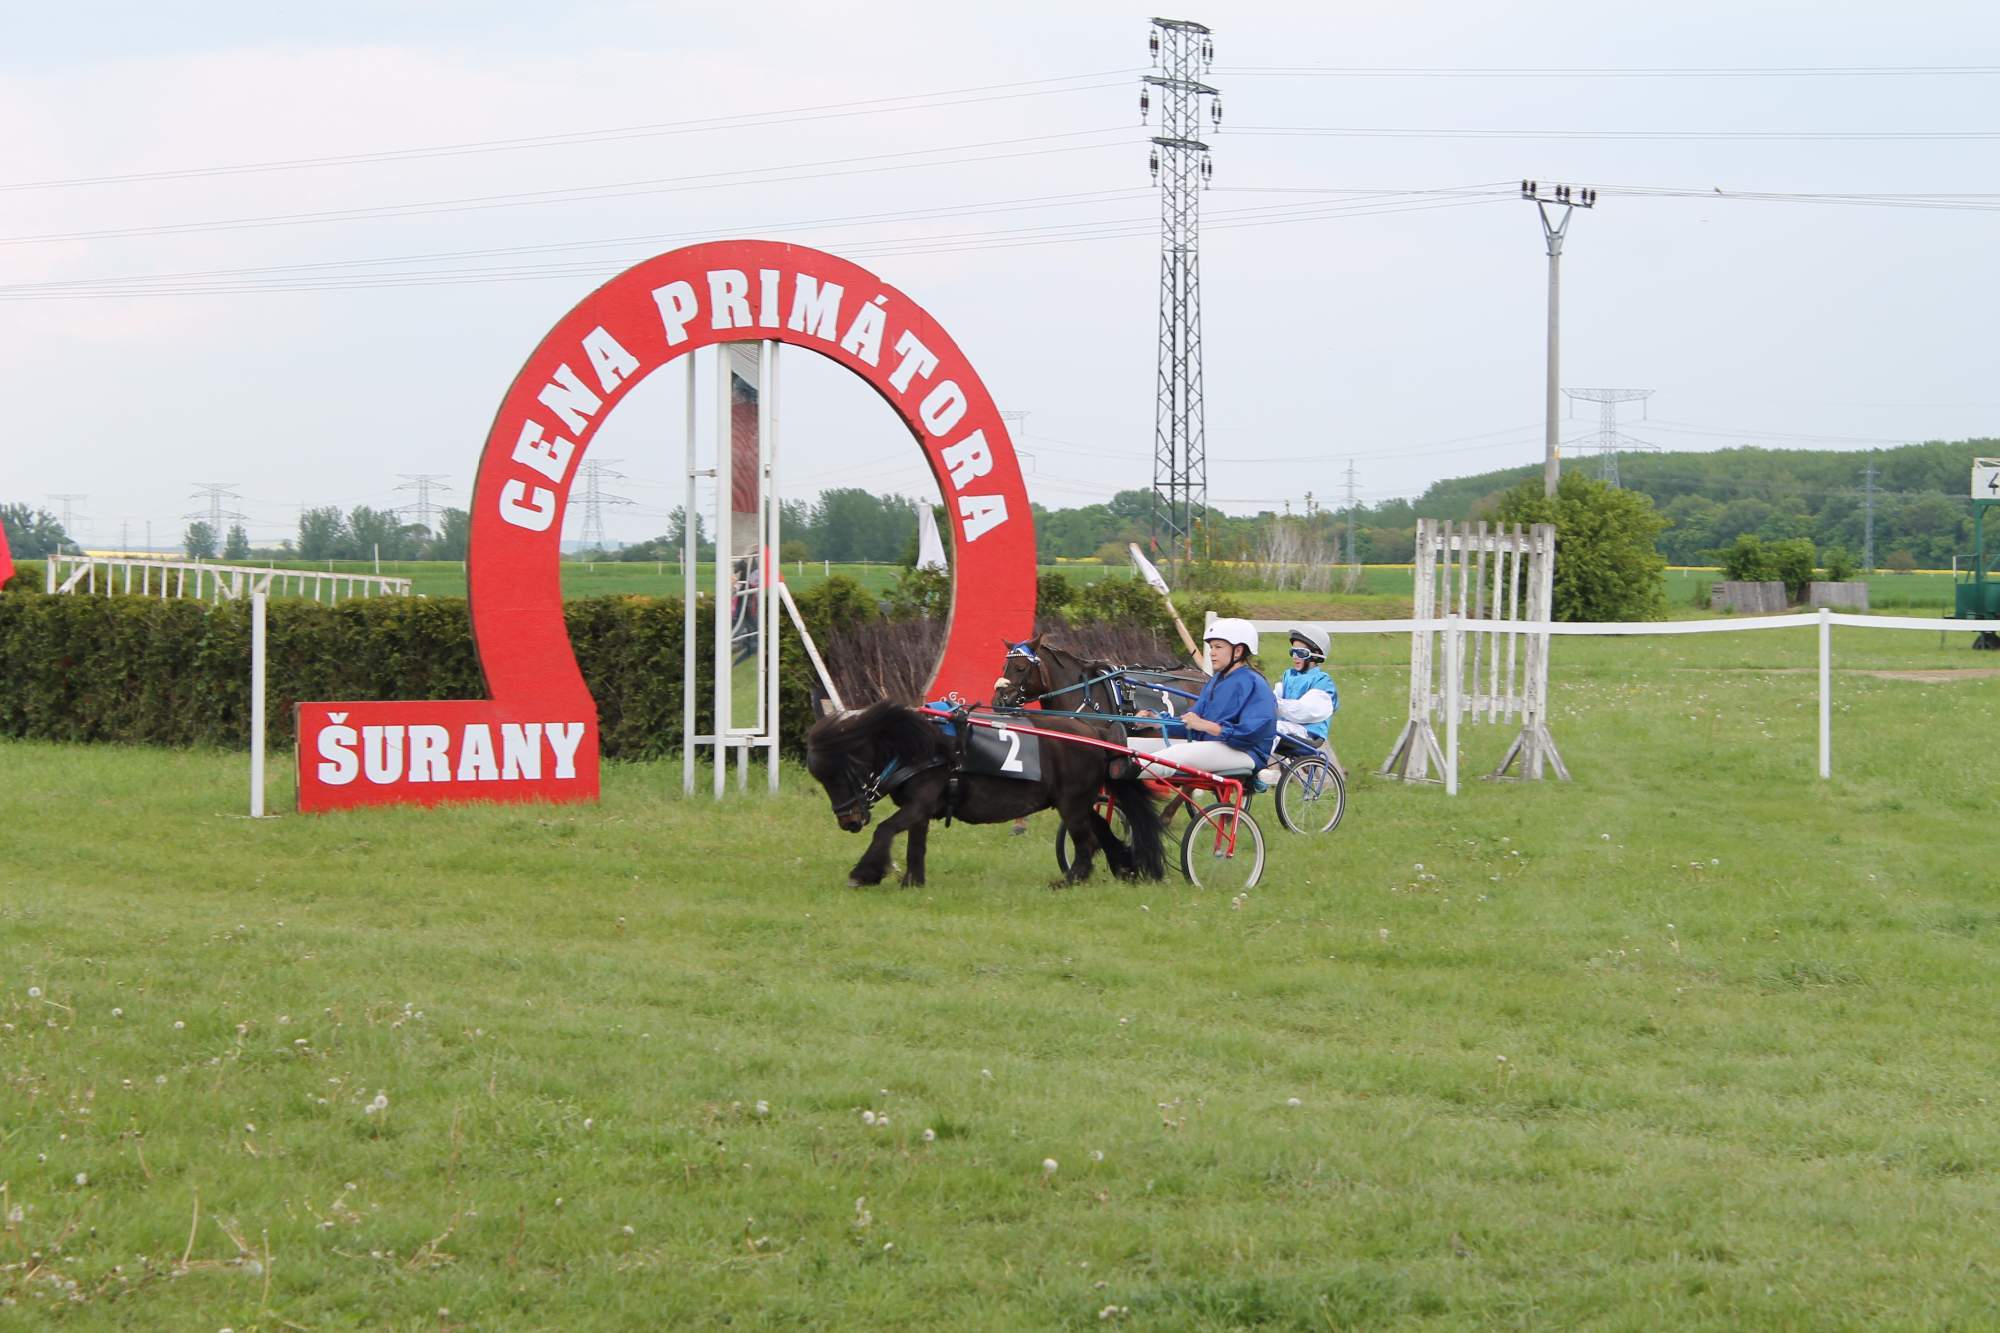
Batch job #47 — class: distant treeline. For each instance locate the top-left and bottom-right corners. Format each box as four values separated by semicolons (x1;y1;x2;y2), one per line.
9;436;1991;571
610;438;2000;571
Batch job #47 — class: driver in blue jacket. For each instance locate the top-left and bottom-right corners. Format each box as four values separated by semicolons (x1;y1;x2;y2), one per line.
1130;618;1276;779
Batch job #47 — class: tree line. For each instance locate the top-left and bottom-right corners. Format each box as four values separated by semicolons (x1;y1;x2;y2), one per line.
8;435;1994;570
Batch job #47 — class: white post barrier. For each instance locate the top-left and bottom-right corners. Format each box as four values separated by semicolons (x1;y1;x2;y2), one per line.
250;590;267;818
1246;609;2000;785
1818;607;1832;780
682;355;698;797
1443;614;1461;796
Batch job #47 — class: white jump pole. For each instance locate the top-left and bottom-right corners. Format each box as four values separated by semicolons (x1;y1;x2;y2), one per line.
250;590;267;818
1818;606;1832;780
1443;614;1461;797
763;340;781;796
713;348;732;799
682;355;698;797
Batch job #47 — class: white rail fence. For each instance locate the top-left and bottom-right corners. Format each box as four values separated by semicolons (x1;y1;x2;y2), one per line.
49;554;412;603
1228;610;2000;795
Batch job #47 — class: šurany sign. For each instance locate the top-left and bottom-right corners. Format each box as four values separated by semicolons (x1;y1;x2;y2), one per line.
295;239;1036;812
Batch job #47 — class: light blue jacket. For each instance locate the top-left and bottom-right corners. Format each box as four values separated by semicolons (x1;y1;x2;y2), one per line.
1277;666;1339;742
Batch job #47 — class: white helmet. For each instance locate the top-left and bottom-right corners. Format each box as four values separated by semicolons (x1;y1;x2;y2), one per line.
1205;617;1259;657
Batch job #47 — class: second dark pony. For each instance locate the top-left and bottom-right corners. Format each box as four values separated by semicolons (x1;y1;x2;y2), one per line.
804;702;1166;888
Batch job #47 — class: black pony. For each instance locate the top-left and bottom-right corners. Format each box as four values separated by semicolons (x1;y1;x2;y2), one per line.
804;702;1166;887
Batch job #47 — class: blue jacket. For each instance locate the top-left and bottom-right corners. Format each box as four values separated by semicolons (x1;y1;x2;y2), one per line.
1277;666;1339;742
1163;665;1277;767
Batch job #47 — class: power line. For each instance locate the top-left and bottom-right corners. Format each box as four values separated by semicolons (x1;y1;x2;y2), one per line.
1234;124;2000;142
0;128;1137;247
0;187;1149;295
0;71;1137;193
0;191;1504;301
1216;63;2000;78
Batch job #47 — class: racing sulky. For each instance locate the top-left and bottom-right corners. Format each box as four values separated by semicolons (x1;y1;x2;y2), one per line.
805;701;1166;888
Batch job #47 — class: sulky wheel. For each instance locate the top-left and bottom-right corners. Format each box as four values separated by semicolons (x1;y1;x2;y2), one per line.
1179;802;1265;891
1275;755;1346;835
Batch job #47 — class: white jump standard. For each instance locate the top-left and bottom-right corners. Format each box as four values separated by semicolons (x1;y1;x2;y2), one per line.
1380;518;1567;785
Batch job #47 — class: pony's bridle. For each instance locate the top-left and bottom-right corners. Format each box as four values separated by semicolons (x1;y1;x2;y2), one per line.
832;756;903;821
1000;641;1052;708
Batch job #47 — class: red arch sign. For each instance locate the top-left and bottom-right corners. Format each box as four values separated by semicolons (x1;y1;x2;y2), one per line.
296;240;1037;812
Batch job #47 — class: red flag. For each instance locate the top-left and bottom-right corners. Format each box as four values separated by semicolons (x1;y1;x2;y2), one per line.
0;514;13;588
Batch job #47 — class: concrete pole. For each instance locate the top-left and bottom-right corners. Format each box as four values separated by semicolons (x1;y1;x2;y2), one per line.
1544;240;1562;498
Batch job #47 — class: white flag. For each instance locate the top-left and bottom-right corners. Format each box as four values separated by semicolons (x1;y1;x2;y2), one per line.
1128;543;1171;596
917;506;948;572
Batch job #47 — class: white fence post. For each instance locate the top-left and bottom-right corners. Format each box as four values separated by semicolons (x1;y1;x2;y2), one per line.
1443;614;1461;796
250;590;267;818
1818;607;1832;780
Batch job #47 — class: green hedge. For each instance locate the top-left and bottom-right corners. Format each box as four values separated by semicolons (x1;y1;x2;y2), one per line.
0;590;817;760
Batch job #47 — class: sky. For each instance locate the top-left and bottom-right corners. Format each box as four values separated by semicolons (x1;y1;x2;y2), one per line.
5;0;1999;553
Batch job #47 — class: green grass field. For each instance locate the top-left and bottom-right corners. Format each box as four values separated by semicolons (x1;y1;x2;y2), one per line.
6;626;1999;1326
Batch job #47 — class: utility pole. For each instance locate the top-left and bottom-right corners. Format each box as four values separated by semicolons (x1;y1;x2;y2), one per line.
1521;181;1596;496
49;493;87;551
1861;456;1879;572
1142;17;1221;563
573;459;633;552
1561;387;1654;488
1342;460;1359;567
394;473;453;535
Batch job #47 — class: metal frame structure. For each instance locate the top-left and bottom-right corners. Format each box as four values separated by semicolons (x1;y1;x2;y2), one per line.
1381;519;1567;785
1143;17;1220;563
683;343;785;797
1562;387;1655;488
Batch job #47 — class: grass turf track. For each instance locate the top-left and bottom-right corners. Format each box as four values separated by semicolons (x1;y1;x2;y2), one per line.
4;626;1998;1327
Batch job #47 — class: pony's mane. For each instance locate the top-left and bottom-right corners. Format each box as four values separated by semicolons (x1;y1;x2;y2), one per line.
805;700;942;766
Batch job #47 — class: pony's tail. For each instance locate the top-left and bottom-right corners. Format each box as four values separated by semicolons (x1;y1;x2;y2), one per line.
1107;778;1167;881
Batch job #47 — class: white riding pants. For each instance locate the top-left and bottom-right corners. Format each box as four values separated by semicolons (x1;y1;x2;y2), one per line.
1128;736;1256;779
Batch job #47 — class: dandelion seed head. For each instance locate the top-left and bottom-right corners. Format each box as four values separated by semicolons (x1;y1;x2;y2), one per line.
74;1173;87;1186
27;986;41;999
111;1007;123;1018
1286;1097;1302;1107
1043;1158;1059;1174
922;1128;936;1142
